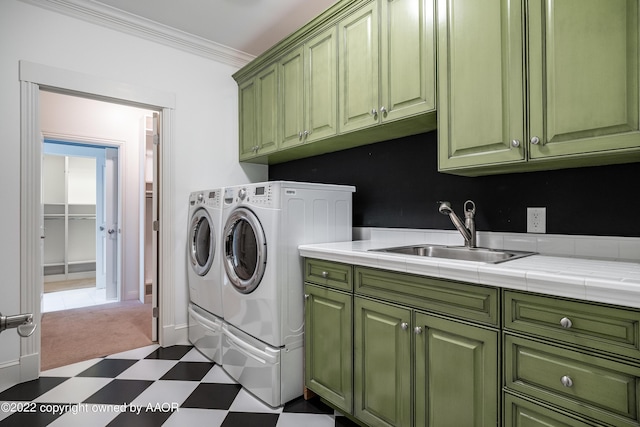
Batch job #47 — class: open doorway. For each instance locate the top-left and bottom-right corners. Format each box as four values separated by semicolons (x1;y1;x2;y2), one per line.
39;90;159;370
42;141;120;311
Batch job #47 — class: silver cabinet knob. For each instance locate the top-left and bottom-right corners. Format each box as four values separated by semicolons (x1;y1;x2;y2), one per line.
321;271;329;278
560;317;573;329
561;375;573;388
531;136;540;145
511;139;520;148
380;106;387;115
371;109;378;117
400;322;409;330
299;131;304;140
414;326;423;334
304;294;309;301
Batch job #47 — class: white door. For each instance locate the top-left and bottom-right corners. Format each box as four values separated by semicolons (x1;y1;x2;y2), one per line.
95;152;106;290
151;112;160;341
105;147;120;300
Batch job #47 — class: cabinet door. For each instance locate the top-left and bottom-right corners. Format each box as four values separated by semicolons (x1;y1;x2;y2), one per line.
305;26;338;142
414;312;498;427
238;78;258;160
304;284;353;413
280;46;305;150
528;0;640;160
380;0;436;122
437;0;525;171
256;64;279;155
354;297;411;427
338;1;380;134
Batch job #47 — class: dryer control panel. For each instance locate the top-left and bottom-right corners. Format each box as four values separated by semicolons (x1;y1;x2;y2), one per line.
225;183;278;207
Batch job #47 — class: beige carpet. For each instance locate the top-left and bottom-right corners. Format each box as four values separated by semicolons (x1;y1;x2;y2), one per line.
41;300;153;371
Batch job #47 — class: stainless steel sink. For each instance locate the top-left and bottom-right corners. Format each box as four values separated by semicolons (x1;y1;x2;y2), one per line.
370;244;536;264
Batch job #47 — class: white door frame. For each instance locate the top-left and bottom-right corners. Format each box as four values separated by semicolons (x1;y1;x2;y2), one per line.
18;60;176;381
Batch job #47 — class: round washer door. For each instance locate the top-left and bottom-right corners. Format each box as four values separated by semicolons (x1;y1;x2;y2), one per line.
188;207;215;276
223;207;266;294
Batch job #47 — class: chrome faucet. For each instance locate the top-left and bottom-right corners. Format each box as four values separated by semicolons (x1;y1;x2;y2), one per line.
438;200;476;248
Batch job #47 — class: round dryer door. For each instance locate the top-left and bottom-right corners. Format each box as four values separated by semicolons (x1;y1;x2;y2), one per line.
223;207;266;294
188;208;215;276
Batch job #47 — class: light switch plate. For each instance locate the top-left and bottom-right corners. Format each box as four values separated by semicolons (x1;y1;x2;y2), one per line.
527;207;546;233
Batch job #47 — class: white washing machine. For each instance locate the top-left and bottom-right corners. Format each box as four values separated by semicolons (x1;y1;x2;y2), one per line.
186;189;224;364
220;181;354;407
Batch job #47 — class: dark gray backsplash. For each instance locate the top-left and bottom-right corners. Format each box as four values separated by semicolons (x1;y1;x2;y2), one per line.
269;131;640;237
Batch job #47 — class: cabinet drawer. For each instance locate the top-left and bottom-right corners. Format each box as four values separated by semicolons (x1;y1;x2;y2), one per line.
504;291;640;360
355;266;498;326
305;259;352;291
504;393;596;427
505;334;640;427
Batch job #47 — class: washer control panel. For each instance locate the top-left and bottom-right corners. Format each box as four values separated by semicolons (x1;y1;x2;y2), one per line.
190;190;222;209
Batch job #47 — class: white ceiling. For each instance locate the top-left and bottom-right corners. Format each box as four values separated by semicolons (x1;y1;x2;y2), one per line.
94;0;338;57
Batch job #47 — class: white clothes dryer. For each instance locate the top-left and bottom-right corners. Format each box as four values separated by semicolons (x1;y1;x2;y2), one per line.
186;189;224;364
220;181;354;407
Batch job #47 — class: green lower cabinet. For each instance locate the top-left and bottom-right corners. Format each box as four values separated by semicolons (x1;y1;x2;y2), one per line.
354;297;499;427
304;284;353;413
504;334;640;427
355;297;411;427
504;394;596;427
414;312;499;427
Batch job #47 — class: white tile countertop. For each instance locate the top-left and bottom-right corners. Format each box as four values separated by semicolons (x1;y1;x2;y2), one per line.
298;228;640;309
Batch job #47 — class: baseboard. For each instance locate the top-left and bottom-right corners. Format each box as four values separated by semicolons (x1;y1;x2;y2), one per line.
0;359;20;393
0;353;38;393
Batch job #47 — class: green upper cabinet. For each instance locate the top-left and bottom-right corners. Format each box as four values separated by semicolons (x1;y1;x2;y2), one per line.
339;0;436;133
338;1;380;133
234;0;437;165
528;0;640;160
438;0;640;176
238;78;257;159
279;46;305;150
239;63;279;160
280;26;338;151
380;0;436;122
437;0;526;172
305;27;339;143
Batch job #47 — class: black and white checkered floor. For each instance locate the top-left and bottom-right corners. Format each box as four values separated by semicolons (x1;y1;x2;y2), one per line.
0;344;358;427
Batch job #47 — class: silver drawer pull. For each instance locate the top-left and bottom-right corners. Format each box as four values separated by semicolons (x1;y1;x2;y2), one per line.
400;322;409;330
561;375;573;388
560;317;573;329
321;271;329;279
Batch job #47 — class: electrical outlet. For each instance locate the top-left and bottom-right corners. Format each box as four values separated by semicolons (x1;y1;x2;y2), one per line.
527;207;546;233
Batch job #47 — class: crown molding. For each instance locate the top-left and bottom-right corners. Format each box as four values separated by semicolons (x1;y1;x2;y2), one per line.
19;0;255;68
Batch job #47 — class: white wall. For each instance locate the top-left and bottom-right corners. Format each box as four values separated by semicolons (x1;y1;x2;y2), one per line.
0;0;267;376
40;91;151;301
